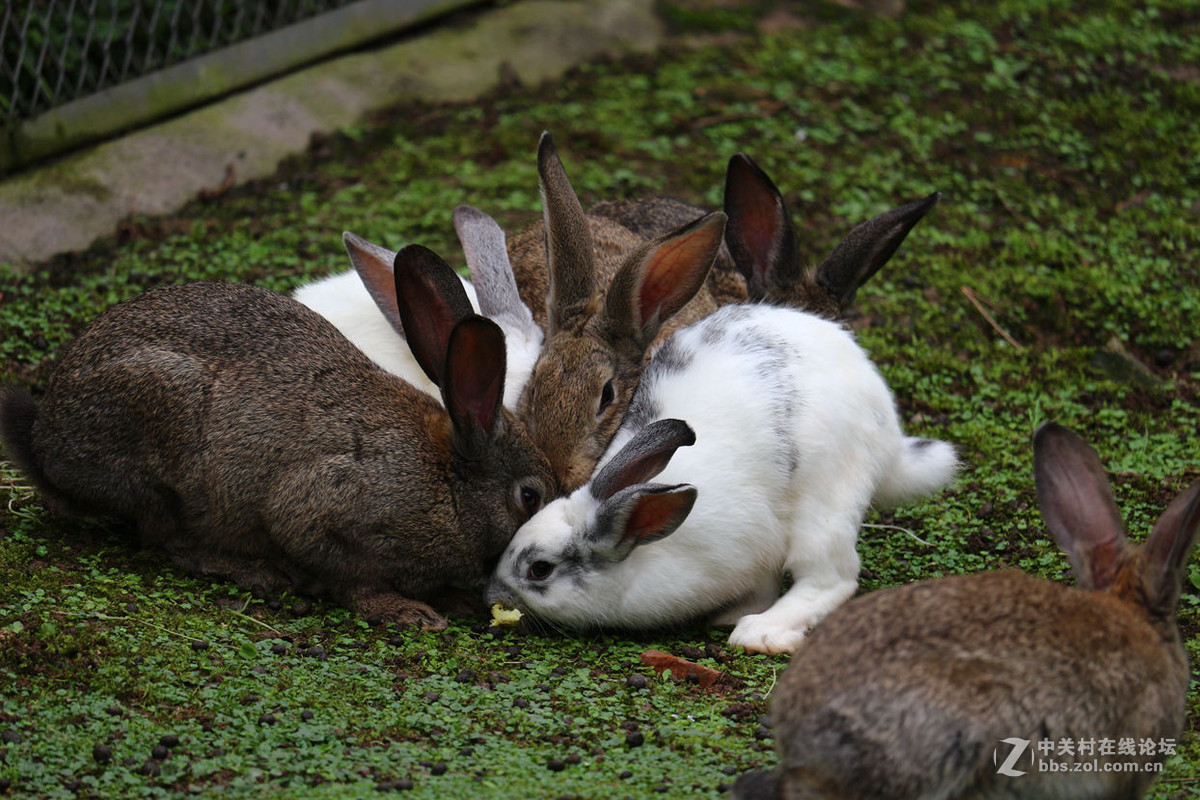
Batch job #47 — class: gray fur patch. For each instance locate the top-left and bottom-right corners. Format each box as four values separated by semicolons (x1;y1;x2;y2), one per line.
728;319;802;477
516;540;593;594
645;337;693;382
513;543;550;596
700;304;755;348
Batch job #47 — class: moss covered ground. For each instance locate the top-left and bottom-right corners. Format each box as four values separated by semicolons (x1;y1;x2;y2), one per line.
1;0;1198;796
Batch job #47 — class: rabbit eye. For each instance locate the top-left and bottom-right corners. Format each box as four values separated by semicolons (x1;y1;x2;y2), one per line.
597;379;616;416
518;484;543;518
527;561;555;581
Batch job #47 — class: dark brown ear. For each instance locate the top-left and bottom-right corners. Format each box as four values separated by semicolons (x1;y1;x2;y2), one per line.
814;192;940;311
442;316;507;456
343;232;404;338
1140;479;1200;615
392;244;475;387
723;153;800;301
590;419;696;501
1033;422;1128;590
538;132;596;333
604;211;726;344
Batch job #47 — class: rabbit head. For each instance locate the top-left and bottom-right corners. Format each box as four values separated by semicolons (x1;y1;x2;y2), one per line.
723;153;939;317
516;133;725;490
487;418;698;623
383;244;556;579
1033;422;1200;623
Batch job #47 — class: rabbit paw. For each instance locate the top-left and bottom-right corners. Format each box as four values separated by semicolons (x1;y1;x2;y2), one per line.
728;614;809;654
424;586;490;619
354;592;449;631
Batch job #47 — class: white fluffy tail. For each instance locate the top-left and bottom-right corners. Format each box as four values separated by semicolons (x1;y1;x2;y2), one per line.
872;437;959;508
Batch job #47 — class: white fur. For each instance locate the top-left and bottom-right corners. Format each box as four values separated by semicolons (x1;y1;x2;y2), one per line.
488;304;958;654
293;223;541;411
293;269;475;398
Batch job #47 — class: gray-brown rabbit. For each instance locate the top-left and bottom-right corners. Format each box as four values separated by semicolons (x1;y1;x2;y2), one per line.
0;245;557;630
592;153;938;318
733;422;1199;800
506;133;727;490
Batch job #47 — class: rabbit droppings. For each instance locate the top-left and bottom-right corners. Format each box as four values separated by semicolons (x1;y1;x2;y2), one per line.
733;423;1199;800
488;302;958;654
0;245;557;630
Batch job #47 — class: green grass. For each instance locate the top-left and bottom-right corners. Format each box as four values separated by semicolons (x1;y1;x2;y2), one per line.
2;0;1200;796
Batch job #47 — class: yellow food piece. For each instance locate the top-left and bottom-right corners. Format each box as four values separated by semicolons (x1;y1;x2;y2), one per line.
490;603;523;627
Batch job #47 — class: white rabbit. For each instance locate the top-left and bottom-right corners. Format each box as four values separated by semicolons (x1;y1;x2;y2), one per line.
292;208;542;409
487;303;958;654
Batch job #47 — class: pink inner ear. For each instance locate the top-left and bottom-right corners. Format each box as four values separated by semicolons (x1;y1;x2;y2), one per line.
463;390;500;434
729;174;783;275
729;196;777;268
360;255;398;311
624;492;687;543
637;227;720;326
446;318;504;437
350;244;403;330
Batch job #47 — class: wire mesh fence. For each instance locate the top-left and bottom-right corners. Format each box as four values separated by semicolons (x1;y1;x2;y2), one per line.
1;0;362;126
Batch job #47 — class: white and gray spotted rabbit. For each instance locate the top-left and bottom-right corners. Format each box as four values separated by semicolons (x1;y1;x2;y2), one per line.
292;209;542;409
734;423;1199;799
488;303;958;653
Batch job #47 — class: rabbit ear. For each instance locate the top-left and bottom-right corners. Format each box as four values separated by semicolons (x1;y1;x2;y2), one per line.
723;153;800;300
343;232;406;339
1033;422;1129;590
442;316;507;456
605;211;726;344
453;205;541;341
814;192;940;311
592;483;698;561
393;244;475;386
538;132;596;332
590;419;696;501
1140;479;1200;615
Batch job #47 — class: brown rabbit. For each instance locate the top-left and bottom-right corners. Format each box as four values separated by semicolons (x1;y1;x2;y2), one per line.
0;246;558;630
507;133;726;491
592;153;939;318
733;422;1199;800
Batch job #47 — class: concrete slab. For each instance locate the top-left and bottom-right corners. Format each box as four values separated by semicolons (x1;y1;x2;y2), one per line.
0;0;663;269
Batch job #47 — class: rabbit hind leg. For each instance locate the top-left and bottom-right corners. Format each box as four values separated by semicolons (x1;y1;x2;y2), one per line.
727;498;862;654
710;578;781;627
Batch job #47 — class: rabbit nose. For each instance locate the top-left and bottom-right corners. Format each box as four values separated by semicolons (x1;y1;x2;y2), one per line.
554;458;595;494
484;578;513;606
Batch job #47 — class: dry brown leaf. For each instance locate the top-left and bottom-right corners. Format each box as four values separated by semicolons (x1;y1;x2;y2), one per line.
640;649;731;689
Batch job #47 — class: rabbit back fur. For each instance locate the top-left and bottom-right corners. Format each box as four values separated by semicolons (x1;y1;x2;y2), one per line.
735;572;1186;800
